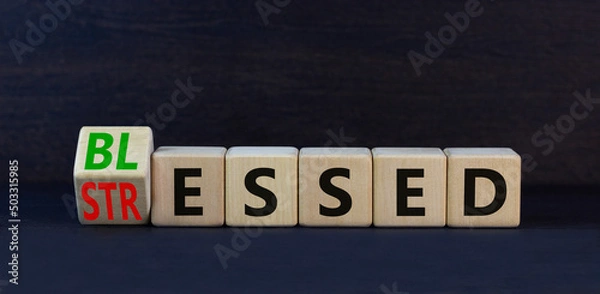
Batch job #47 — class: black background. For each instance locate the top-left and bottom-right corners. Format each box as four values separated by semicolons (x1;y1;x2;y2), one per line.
0;0;599;293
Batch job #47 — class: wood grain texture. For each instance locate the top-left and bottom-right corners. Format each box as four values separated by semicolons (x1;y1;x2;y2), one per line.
372;148;446;227
299;147;372;227
151;146;226;226
225;146;298;227
445;147;521;228
73;126;153;225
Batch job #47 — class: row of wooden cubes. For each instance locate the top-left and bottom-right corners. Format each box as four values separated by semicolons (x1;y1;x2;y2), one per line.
73;127;521;227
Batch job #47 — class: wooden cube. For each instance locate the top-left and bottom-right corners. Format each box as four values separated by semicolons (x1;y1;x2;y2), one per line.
151;146;226;226
225;147;298;227
372;148;446;227
445;148;521;228
299;148;372;227
73;126;154;225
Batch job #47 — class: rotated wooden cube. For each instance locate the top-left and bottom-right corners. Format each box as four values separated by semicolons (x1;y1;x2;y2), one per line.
73;126;154;225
